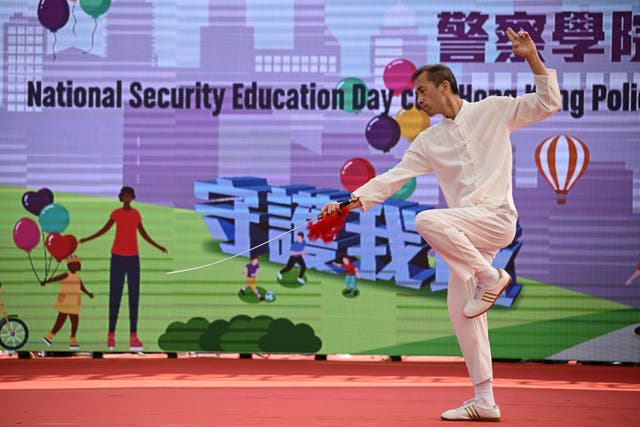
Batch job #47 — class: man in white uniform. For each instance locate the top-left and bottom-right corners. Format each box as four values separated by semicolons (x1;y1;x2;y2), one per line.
320;27;561;421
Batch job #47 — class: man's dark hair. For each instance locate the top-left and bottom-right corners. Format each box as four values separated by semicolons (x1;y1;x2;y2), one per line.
411;64;459;95
118;186;136;201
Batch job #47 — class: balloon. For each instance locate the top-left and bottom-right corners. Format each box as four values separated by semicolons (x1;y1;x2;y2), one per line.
39;203;70;233
45;233;78;263
336;77;367;114
365;115;401;153
79;0;111;19
22;188;54;216
386;168;417;200
79;0;110;54
383;58;417;96
37;0;70;33
395;106;430;142
535;135;590;205
13;218;41;253
340;158;375;192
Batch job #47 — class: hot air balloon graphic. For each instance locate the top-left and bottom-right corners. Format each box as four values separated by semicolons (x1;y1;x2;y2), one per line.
535;135;590;205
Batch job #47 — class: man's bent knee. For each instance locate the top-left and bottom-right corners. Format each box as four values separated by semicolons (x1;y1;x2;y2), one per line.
415;210;445;235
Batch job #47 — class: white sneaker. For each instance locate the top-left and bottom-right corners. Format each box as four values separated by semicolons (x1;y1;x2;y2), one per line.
464;269;511;318
441;399;501;422
296;277;306;285
277;272;282;281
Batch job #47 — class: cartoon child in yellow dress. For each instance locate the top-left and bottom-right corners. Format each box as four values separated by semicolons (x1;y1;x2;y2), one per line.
41;255;94;349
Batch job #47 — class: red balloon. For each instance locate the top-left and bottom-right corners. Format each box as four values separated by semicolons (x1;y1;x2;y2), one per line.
340;158;375;192
45;233;78;262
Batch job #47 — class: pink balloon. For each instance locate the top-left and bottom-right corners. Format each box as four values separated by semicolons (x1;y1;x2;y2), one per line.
13;217;41;253
383;58;417;96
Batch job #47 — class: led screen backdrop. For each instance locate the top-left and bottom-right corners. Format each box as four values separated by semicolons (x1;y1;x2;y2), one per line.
0;0;639;362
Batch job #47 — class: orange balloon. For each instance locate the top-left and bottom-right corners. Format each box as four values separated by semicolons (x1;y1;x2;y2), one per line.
395;106;430;142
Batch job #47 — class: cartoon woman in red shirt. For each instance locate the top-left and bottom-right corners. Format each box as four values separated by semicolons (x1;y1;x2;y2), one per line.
80;186;167;351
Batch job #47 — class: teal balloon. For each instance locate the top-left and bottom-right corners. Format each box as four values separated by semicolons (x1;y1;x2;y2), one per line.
79;0;111;19
39;203;70;233
336;77;367;114
387;167;417;200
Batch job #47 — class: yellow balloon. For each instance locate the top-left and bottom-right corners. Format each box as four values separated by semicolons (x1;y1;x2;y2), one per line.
395;106;430;142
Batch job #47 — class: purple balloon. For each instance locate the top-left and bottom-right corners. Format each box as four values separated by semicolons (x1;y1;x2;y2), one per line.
38;0;70;33
13;218;41;253
22;188;54;216
365;115;401;153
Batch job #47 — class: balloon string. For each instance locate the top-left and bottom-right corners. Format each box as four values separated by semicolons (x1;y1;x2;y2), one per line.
45;253;54;281
83;19;97;54
48;262;60;281
51;32;57;62
41;230;48;276
72;3;78;36
166;219;313;275
27;252;43;284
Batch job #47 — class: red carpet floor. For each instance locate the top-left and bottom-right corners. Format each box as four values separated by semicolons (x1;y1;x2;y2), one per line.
0;354;638;426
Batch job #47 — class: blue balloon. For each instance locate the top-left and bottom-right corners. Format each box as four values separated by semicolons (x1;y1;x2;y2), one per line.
39;203;70;233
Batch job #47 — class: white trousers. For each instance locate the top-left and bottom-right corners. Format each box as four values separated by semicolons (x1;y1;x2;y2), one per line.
415;205;516;385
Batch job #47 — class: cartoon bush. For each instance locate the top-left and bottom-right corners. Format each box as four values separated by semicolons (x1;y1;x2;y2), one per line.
218;315;273;353
198;319;231;351
259;318;322;353
159;314;322;354
157;317;210;351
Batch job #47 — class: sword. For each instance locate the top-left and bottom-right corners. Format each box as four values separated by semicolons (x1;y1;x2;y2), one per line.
165;219;313;275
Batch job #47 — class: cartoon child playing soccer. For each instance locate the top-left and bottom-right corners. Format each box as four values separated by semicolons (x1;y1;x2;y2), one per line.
241;256;264;300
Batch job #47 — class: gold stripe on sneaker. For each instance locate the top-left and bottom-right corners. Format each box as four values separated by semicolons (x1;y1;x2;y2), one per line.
465;404;480;419
464;406;472;418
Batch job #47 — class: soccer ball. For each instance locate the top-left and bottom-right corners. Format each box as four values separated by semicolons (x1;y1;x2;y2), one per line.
265;291;275;302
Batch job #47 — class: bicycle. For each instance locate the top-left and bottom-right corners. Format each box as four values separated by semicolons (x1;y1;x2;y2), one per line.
0;281;29;350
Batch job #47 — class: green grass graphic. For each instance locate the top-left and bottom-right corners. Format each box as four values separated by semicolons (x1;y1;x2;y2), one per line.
1;186;636;357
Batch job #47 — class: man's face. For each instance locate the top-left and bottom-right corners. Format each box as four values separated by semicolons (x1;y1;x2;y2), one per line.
121;191;134;202
414;73;446;117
